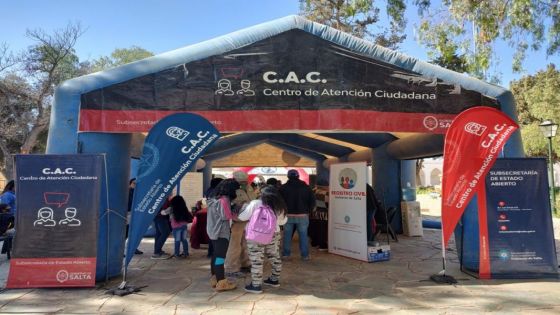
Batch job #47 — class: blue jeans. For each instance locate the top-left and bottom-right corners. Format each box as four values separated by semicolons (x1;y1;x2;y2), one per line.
172;225;189;256
153;216;170;255
282;215;309;258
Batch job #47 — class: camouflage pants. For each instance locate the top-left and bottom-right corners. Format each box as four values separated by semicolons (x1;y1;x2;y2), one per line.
246;232;282;287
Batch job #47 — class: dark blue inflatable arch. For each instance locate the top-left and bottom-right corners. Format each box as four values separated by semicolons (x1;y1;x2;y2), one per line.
46;15;523;280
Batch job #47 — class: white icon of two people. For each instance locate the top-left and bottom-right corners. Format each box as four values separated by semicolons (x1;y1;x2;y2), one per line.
34;207;81;227
215;79;255;96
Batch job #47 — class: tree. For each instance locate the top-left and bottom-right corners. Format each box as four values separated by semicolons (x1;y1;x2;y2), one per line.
510;64;560;161
0;33;155;179
299;0;407;49
92;46;153;72
415;0;560;81
0;22;85;179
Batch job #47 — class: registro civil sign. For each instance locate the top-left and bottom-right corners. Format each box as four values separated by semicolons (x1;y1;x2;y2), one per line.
328;162;368;261
7;154;102;288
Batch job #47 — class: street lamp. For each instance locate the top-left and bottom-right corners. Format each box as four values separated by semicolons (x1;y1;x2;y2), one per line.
539;120;558;214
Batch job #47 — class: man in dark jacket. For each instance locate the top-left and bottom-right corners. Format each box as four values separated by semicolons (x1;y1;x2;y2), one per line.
279;169;316;260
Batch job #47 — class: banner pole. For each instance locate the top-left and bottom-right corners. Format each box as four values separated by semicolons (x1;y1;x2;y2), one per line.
103;155;110;283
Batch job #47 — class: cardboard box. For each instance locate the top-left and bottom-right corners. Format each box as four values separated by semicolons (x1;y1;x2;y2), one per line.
367;244;391;262
401;201;423;237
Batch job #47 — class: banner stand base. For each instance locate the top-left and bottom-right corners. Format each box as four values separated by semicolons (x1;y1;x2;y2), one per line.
105;281;146;296
429;274;458;285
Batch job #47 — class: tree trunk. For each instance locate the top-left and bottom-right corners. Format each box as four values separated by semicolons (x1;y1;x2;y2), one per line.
0;139;14;180
415;159;424;186
20;121;48;154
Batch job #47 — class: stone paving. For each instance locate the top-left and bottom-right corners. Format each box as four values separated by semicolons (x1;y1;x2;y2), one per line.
0;227;559;314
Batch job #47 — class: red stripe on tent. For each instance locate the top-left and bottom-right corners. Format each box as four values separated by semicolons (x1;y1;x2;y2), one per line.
6;257;96;288
79;109;456;133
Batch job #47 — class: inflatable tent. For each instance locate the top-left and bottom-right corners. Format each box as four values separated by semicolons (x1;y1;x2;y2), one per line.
46;15;523;280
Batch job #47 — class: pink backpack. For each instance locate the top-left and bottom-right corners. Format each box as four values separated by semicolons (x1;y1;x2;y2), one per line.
245;204;277;245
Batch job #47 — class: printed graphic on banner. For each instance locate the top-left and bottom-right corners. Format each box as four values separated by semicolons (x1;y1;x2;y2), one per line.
441;107;519;248
79;30;497;133
125;113;220;267
329;162;368;261
7;154;102;288
485;159;558;278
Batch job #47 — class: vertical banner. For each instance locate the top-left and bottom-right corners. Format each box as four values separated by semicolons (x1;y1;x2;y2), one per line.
7;154;102;288
328;162;368;261
441;106;518;248
125;113;220;267
485;158;558;278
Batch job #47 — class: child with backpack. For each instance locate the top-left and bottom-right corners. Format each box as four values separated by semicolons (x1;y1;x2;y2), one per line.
206;179;240;292
167;195;193;258
237;185;287;294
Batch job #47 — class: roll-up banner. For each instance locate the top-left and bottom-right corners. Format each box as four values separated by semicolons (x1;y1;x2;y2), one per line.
125;113;220;267
328;162;368;261
441;107;518;250
7;154;103;288
483;158;558;278
79;30;498;134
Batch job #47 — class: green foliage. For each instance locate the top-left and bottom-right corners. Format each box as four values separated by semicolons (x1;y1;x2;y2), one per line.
299;0;407;49
92;46;153;72
415;1;560;80
510;64;560;161
416;186;438;195
0;23;153;178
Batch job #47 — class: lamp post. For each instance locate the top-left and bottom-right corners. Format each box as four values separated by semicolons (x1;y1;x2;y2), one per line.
539;120;558;214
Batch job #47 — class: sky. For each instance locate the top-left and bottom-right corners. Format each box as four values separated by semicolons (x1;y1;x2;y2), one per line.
1;0;558;87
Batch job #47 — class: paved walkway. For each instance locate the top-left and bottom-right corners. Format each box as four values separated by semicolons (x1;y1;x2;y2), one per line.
0;227;559;314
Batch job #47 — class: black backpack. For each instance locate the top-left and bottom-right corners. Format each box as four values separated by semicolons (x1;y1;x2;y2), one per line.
0;212;14;235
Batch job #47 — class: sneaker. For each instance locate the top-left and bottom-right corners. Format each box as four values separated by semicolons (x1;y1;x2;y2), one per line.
215;279;237;292
281;255;290;260
244;283;263;294
302;256;310;261
134;249;144;255
263;278;280;288
150;253;171;260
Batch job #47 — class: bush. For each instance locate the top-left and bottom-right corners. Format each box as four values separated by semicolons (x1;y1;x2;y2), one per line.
417;186;438;195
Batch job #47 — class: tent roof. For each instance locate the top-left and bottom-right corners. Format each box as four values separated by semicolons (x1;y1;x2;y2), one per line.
60;15;508;98
51;15;520;162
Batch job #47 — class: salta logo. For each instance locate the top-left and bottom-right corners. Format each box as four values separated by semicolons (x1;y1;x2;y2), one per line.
499;249;510;260
423;116;438;131
464;122;487;136
56;270;69;283
166;126;190;141
56;269;92;283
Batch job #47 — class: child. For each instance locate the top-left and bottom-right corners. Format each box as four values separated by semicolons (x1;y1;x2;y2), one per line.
168;195;193;258
237;185;287;294
206;179;240;292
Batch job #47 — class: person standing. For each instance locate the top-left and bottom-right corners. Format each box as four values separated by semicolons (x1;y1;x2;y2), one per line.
0;180;16;216
224;171;257;277
238;185;287;294
168;195;193;258
151;195;172;260
279;169;316;260
207;179;240;291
